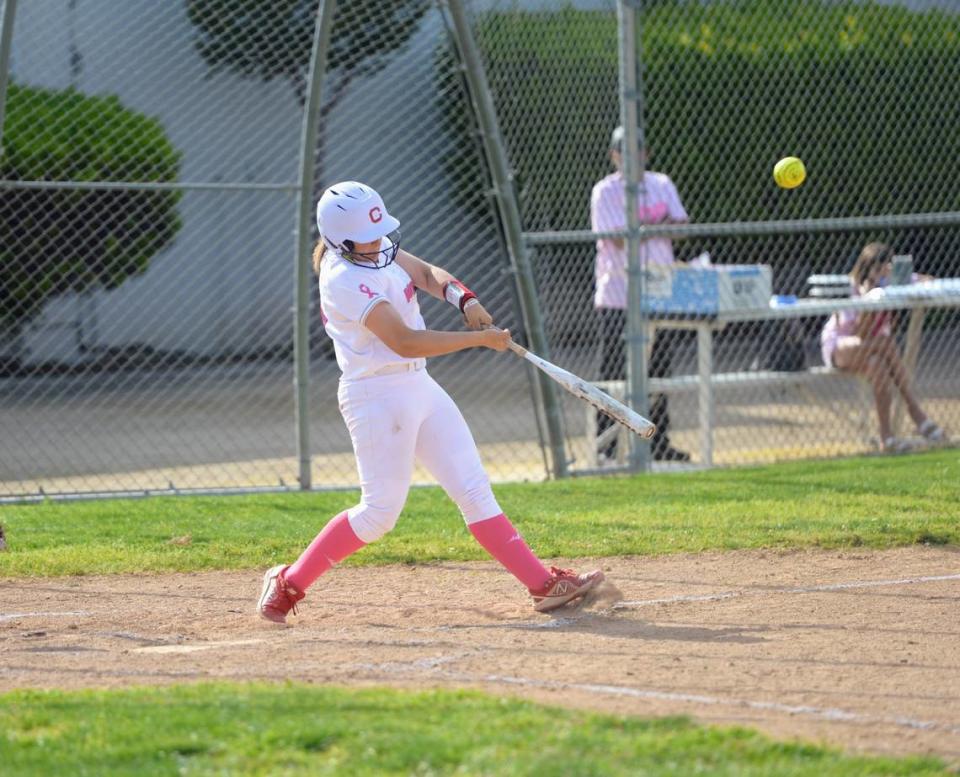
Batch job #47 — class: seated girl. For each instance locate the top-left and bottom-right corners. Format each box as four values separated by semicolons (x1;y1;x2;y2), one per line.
820;242;945;453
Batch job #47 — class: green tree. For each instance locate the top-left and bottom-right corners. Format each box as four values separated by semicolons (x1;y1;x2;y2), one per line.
185;0;430;171
0;84;182;335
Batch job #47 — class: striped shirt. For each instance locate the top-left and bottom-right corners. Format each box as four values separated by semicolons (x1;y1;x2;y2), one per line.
590;170;688;310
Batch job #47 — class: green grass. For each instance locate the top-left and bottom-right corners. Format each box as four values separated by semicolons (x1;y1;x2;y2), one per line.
1;450;957;577
0;683;948;776
2;456;956;774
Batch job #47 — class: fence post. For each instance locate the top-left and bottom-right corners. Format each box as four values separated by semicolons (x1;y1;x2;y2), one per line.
618;0;651;472
0;0;19;156
445;0;568;479
294;0;338;490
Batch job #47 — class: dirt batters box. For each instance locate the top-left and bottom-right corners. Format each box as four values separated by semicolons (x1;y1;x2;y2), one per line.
641;264;772;316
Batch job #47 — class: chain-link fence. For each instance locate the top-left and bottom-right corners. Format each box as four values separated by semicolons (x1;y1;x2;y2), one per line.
0;0;550;500
2;0;959;500
0;0;312;499
474;0;960;471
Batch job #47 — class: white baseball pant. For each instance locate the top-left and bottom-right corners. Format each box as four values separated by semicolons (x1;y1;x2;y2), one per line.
337;367;502;543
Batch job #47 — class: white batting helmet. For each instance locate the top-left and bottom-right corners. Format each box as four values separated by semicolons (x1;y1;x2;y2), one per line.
316;182;401;268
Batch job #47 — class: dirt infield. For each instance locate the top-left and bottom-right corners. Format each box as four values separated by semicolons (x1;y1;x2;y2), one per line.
2;546;959;763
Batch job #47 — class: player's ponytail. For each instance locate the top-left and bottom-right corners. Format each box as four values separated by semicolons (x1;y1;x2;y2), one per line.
312;239;327;274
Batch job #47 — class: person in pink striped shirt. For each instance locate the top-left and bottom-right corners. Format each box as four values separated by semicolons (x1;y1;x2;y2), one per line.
591;126;690;462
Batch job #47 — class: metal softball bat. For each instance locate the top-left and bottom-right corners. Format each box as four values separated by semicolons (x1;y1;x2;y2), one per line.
504;337;657;440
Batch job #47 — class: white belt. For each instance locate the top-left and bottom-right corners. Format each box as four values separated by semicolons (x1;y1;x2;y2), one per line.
369;359;425;377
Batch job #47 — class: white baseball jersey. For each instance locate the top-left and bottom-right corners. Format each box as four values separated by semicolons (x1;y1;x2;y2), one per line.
319;247;426;381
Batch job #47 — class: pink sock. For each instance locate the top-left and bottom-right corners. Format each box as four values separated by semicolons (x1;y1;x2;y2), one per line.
285;512;366;592
468;513;552;590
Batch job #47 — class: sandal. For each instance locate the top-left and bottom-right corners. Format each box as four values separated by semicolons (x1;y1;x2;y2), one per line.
917;419;946;442
882;437;916;454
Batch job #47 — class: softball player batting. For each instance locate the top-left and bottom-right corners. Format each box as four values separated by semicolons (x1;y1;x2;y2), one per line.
258;181;603;623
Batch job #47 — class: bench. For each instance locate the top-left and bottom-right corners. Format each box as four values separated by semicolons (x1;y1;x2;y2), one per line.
586;368;872;467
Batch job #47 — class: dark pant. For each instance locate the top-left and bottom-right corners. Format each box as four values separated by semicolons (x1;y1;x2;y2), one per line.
597;308;678;458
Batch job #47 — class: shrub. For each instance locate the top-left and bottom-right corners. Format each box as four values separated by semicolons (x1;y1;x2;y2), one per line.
0;84;182;332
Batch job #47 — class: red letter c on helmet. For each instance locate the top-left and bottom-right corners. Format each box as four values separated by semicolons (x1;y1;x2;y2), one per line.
369;206;382;223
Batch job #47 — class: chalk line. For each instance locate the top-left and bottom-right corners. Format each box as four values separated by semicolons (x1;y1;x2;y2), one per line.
352;655;960;736
0;610;92;622
614;572;960;610
133;639;266;654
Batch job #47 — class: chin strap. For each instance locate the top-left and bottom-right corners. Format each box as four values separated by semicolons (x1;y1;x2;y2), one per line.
442;280;479;313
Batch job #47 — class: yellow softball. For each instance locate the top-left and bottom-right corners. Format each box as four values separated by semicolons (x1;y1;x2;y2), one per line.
774;156;806;189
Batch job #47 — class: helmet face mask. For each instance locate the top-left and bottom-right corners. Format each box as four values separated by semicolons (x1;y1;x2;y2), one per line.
340;229;402;269
316;182;401;270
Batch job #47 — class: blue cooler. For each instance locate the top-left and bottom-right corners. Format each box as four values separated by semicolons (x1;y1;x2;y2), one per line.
640;264;772;316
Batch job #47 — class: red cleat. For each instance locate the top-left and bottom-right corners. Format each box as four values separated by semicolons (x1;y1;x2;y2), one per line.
530;566;605;613
257;565;305;624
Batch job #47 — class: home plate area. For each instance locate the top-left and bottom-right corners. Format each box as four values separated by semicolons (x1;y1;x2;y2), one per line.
2;546;959;762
